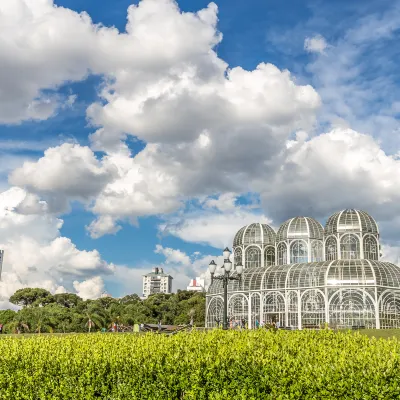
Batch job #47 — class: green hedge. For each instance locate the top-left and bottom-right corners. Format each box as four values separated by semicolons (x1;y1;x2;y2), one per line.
0;330;400;399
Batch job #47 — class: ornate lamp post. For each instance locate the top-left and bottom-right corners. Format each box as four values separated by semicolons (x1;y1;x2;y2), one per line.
209;247;243;330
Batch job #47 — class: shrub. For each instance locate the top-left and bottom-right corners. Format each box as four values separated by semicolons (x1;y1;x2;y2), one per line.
0;330;399;399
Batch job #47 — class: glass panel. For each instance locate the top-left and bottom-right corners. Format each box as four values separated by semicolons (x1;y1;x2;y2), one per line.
277;243;287;265
245;247;261;269
364;236;378;260
325;237;337;261
311;240;323;262
290;240;308;263
340;234;360;259
328;288;375;329
264;246;275;267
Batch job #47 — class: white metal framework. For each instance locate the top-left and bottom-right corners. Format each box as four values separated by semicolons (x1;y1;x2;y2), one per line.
207;209;400;329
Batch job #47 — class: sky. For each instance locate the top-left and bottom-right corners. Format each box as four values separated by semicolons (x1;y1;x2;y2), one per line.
1;0;400;306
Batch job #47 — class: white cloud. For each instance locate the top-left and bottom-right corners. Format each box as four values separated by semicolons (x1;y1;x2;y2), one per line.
160;200;273;249
86;215;121;239
380;244;400;264
259;127;400;222
2;0;321;235
9;143;117;211
155;244;191;265
0;187;114;307
304;35;328;54
0;0;222;124
203;192;237;211
3;0;400;263
73;276;105;300
305;5;400;150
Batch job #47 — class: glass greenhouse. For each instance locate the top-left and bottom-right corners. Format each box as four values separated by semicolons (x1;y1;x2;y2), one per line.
206;209;400;329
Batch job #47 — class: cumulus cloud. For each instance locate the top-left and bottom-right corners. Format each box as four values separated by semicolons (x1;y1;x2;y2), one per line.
0;187;114;307
73;276;105;300
86;215;121;239
9;143;116;211
203;192;237;211
304;35;328;54
155;244;191;265
0;0;222;124
1;0;321;235
160;196;273;248
258;127;400;222
3;0;400;280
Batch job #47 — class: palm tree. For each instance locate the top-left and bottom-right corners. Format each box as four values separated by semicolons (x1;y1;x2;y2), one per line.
83;305;105;333
33;308;54;334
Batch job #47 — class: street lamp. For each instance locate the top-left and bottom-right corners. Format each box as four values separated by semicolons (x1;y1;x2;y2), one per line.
209;247;243;330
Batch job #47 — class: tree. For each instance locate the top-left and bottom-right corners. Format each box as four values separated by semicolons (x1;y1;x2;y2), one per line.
4;311;30;334
83;305;105;333
119;294;141;305
10;288;52;308
53;293;82;308
0;309;17;325
32;307;55;334
4;287;207;333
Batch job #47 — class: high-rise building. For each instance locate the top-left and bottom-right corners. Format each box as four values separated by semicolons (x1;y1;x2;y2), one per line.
186;277;205;292
142;267;173;298
0;250;4;281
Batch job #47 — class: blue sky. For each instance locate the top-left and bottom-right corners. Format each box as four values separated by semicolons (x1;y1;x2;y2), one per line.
0;0;400;301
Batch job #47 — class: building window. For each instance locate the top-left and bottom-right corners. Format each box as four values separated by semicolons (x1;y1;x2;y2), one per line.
340;234;360;259
325;237;337;261
277;242;287;265
290;240;308;264
264;246;275;267
245;246;261;269
311;241;323;262
234;248;242;267
364;236;378;260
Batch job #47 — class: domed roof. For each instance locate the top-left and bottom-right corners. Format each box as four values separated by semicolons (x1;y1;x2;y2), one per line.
276;216;323;242
233;223;276;247
325;209;379;235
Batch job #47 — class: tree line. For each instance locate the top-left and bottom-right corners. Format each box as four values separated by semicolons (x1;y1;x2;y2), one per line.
0;288;206;334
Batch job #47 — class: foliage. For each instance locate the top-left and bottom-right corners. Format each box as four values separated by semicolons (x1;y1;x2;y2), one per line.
1;330;400;399
10;288;53;307
1;289;205;333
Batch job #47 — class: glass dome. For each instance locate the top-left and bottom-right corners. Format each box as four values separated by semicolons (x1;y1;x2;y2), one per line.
325;209;379;235
233;223;276;247
276;217;323;242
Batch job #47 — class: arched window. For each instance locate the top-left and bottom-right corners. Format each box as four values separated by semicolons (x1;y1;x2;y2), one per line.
311;240;323;262
340;234;360;259
325;237;337;261
363;236;378;260
264;246;275;267
245;246;261;269
234;248;242;267
290;240;308;263
277;243;287;265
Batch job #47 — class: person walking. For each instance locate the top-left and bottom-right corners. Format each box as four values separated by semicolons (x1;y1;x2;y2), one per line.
0;324;3;334
158;320;162;333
